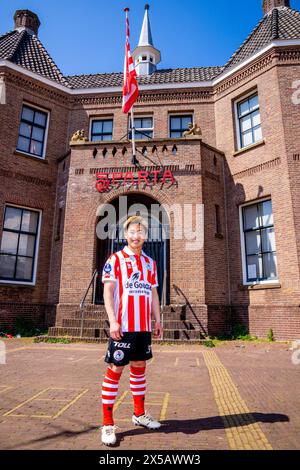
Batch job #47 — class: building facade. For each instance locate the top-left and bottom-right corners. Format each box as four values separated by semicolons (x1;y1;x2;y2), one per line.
0;1;300;340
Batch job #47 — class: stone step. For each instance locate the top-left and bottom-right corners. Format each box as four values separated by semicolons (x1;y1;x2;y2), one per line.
48;326;109;339
61;318;198;330
71;309;198;321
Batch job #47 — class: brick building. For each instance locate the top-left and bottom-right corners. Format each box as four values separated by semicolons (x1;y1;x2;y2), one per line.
0;1;300;340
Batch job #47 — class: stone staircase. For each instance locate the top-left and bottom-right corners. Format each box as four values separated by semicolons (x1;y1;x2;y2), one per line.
36;305;208;343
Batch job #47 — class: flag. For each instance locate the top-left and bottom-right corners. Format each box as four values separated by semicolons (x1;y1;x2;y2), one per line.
122;8;139;114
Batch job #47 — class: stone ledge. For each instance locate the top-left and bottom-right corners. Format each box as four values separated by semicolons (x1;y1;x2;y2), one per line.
14;150;49;163
233;139;266;157
238;282;281;290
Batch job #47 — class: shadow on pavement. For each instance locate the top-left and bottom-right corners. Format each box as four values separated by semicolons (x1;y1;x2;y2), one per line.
4;412;289;449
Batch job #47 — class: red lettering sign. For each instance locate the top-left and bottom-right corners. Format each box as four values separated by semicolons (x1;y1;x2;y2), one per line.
162;169;175;184
95;172;110;192
123;172;135;185
138;171;149;185
95;169;175;193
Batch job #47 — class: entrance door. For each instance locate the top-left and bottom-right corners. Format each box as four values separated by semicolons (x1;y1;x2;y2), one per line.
95;195;169;305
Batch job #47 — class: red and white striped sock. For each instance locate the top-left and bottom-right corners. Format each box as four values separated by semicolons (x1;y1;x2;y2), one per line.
130;366;146;417
101;368;122;426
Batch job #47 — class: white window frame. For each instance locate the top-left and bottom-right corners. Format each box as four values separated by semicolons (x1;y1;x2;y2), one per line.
129;115;154;140
17;102;50;160
168;113;194;138
0;203;42;286
239;198;279;286
89;117;114;142
234;90;262;151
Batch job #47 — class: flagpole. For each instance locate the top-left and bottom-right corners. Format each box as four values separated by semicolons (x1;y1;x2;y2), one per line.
123;7;139;166
130;107;138;165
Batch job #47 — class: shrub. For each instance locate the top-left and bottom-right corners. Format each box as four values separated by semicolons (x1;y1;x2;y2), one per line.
267;328;275;342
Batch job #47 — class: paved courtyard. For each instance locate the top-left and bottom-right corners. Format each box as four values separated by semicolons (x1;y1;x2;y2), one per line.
0;338;299;450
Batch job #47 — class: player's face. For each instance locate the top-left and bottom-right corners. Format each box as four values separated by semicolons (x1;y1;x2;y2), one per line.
125;223;147;251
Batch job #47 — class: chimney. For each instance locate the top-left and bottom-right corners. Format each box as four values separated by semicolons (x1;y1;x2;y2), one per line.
263;0;290;14
14;10;41;35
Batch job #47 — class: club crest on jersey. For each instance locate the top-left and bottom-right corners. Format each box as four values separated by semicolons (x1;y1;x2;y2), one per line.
103;263;112;273
113;350;124;361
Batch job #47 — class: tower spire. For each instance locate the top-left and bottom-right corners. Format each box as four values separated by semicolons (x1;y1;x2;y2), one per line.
138;4;153;46
132;4;161;76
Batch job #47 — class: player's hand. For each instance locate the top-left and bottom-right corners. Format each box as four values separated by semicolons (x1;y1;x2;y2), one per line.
110;321;123;341
153;321;162;339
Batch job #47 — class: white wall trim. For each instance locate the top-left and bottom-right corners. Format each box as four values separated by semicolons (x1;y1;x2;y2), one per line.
0;39;300;96
213;39;300;85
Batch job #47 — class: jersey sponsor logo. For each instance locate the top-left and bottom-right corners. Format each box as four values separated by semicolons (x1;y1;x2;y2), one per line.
125;271;151;291
103;263;112;273
125;280;152;291
113;342;131;349
113;350;125;361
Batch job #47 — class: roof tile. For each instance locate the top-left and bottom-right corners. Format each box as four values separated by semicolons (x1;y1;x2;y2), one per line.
0;6;300;89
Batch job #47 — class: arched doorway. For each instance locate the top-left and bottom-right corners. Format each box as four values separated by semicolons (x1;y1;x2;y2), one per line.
95;193;170;305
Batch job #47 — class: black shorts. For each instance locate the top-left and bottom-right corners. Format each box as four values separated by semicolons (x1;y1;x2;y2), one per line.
104;332;153;366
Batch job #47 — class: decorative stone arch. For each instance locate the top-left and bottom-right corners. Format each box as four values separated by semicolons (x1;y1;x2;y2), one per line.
86;184;174;232
91;187;171;305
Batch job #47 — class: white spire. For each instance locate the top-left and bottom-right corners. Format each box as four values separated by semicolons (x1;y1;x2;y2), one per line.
138;4;153;46
132;4;161;76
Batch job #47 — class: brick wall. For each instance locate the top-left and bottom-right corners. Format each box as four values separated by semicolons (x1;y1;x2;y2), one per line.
1;45;300;340
0;68;71;326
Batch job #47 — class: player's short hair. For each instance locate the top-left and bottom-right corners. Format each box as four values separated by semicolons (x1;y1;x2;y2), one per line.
123;216;148;234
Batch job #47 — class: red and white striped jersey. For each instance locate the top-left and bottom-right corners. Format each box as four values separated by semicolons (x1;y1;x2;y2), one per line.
102;245;158;333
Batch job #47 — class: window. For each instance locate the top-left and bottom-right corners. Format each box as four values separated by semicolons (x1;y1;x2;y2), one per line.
17;104;48;158
130;117;153;140
236;93;262;149
240;199;278;283
0;205;41;284
91;119;113;141
169;115;193;138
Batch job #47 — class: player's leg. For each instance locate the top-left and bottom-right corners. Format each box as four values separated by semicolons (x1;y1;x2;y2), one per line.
101;336;131;445
101;365;124;429
129;333;161;429
130;360;147;417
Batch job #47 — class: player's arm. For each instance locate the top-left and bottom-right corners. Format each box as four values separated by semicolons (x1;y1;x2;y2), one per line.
103;281;123;340
152;287;162;339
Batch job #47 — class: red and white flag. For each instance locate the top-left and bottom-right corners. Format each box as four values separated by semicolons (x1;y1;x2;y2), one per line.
122;8;138;114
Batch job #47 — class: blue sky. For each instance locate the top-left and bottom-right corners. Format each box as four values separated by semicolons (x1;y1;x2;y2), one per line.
1;0;300;75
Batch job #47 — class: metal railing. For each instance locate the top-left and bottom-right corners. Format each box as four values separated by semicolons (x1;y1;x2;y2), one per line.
79;269;98;338
160;269;167;340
